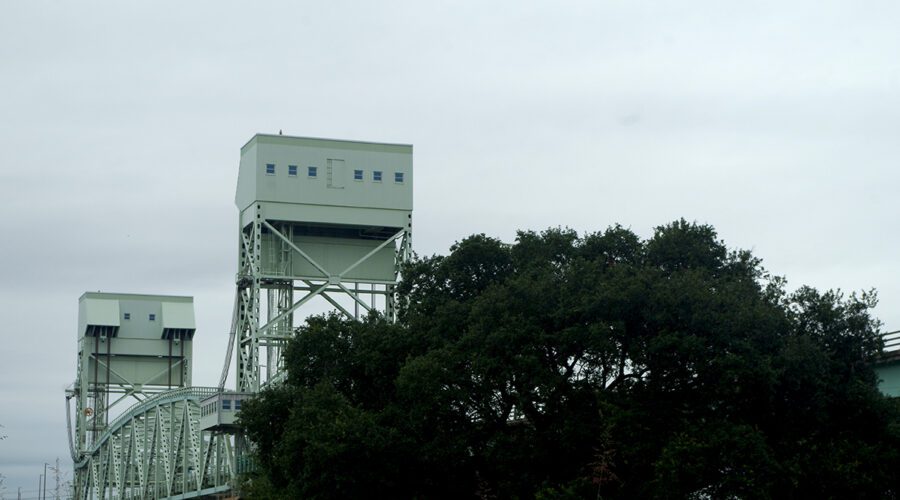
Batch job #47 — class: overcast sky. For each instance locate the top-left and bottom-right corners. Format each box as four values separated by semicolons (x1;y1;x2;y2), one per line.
2;1;899;496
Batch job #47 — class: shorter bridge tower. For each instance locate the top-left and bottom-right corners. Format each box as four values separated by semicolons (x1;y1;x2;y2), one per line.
234;134;413;392
68;292;197;496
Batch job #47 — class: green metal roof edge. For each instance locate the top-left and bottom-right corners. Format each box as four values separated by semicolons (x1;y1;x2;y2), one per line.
241;134;413;154
79;292;194;303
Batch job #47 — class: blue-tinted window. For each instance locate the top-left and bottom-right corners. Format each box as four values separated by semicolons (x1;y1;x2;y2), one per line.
288;165;297;176
395;172;404;183
123;313;131;320
222;399;231;410
235;400;242;410
149;314;156;321
373;170;382;182
308;166;317;178
265;163;275;175
354;169;363;180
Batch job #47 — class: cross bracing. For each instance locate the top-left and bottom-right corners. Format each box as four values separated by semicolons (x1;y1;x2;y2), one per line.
235;217;412;393
69;387;235;500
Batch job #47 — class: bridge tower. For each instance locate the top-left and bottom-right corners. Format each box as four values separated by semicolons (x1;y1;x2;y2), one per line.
68;292;196;497
234;134;413;392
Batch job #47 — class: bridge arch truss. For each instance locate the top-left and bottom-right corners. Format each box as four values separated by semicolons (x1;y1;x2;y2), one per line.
70;387;236;499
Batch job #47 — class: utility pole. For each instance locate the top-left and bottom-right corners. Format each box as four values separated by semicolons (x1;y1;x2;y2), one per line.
54;458;60;500
49;458;61;500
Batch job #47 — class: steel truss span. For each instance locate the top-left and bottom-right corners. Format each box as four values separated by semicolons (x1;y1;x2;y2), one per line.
69;387;236;500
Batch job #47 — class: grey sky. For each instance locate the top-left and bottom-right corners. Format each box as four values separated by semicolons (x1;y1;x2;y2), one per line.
2;1;899;495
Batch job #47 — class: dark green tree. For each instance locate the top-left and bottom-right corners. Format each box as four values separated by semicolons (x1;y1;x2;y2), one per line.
240;220;900;499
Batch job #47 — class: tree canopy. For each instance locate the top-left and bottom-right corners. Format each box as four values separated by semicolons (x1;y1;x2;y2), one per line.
239;220;900;499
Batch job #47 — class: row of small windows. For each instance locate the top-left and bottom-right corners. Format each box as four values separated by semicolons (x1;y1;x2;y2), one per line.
265;163;404;183
123;313;155;321
200;399;242;416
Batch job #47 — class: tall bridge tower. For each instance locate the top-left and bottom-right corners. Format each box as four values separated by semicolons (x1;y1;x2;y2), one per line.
234;134;413;392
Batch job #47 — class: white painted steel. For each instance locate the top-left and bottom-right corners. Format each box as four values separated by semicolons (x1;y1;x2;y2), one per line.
67;135;415;499
71;387;236;500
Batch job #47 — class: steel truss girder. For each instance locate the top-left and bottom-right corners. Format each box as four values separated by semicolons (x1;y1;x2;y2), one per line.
74;387;235;500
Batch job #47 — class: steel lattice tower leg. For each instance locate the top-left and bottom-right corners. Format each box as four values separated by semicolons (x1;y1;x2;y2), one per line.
235;221;412;392
237;211;262;393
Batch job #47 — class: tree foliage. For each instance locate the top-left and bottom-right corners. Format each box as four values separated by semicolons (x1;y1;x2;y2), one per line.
240;220;900;499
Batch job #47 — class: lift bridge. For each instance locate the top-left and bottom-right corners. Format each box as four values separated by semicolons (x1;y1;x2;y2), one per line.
65;134;413;499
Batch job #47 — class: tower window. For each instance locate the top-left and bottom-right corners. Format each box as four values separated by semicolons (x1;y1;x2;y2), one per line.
373;170;382;182
354;169;363;181
149;314;156;321
395;172;404;183
308;166;318;178
265;163;275;175
288;165;297;176
123;313;130;320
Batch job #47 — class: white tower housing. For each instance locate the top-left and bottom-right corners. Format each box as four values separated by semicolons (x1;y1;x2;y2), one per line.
234;134;413;392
